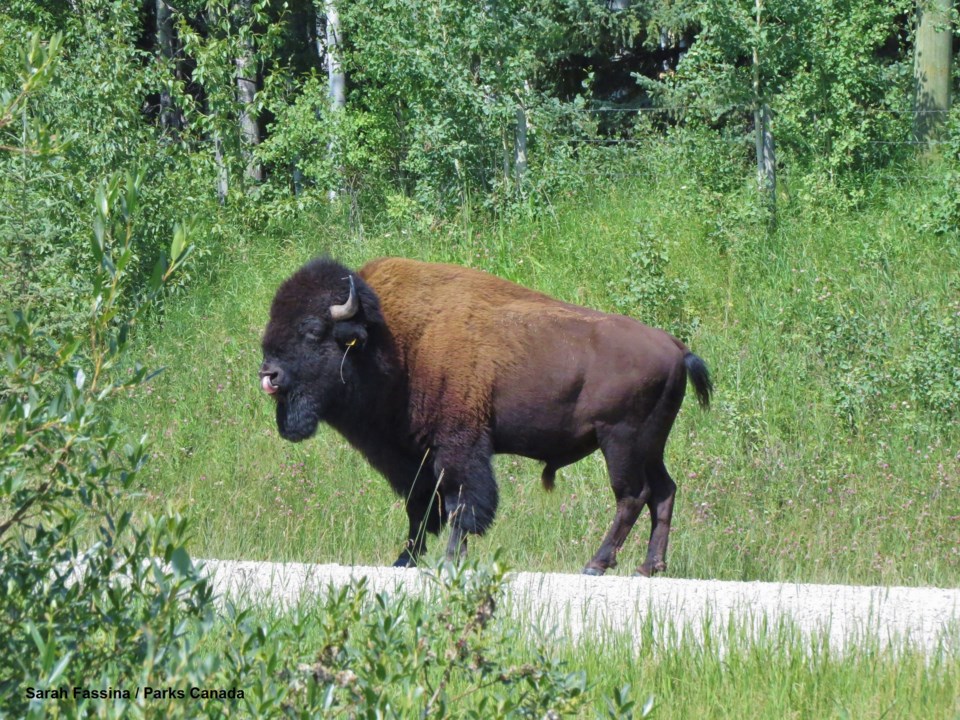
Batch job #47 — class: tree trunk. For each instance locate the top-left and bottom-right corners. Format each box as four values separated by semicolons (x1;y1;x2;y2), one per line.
754;104;776;220
514;105;528;184
156;0;180;131
752;0;775;222
325;0;345;110
913;0;954;144
324;0;345;198
236;0;262;182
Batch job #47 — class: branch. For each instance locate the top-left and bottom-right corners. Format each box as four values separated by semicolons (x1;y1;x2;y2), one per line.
0;481;50;540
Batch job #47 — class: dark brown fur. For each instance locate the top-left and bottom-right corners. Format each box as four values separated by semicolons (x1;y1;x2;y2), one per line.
260;257;712;575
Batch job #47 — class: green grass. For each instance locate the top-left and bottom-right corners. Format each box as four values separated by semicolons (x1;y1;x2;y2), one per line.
119;170;960;586
546;615;960;719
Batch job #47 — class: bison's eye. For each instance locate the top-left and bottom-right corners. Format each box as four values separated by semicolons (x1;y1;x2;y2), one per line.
298;316;326;341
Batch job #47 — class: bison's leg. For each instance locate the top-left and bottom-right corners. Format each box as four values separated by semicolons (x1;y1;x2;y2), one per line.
584;431;650;576
435;438;499;564
394;488;446;567
384;453;447;568
635;461;677;577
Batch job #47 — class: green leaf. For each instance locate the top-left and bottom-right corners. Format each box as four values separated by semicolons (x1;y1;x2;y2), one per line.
47;651;72;686
92;215;105;261
115;247;132;274
124;171;139;216
95;185;109;220
57;339;81;365
170;223;186;263
171;546;193;577
149;253;168;294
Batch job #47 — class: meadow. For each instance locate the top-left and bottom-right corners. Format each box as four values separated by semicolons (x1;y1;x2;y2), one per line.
121;169;960;588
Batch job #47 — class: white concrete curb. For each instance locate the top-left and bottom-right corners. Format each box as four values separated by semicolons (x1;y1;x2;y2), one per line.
198;559;960;655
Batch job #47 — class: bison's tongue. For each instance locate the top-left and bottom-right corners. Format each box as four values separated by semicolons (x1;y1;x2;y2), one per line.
261;375;277;394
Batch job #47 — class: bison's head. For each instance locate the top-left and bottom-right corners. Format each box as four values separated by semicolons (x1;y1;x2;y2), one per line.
259;258;383;442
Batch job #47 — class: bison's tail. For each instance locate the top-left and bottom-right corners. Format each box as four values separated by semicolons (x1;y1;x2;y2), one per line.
684;352;713;409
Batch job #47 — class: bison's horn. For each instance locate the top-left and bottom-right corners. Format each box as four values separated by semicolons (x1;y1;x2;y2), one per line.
330;275;359;321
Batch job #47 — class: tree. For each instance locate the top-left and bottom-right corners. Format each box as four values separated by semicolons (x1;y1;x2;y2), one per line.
323;0;345;198
913;0;954;144
156;0;181;132
752;0;776;218
236;0;262;181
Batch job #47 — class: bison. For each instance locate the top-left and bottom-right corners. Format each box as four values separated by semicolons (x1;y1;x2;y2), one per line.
259;257;712;576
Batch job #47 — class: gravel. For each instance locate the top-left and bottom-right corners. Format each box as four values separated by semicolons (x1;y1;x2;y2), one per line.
200;559;960;655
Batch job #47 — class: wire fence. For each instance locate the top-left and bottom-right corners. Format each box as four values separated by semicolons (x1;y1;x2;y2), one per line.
515;102;957;191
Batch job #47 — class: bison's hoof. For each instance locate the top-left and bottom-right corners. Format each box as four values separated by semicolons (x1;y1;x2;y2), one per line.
635;561;666;577
393;552;418;568
582;566;606;577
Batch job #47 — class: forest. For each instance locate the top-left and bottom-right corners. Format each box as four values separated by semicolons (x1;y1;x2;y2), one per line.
2;0;959;717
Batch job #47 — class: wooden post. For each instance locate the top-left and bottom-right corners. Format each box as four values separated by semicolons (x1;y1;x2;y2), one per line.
913;0;954;145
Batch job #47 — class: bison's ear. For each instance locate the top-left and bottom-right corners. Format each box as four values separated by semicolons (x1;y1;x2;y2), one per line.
332;321;368;349
298;316;326;341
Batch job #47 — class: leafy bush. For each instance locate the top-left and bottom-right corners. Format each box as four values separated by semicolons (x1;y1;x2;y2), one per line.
607;224;696;341
901;297;960;419
811;302;893;426
0;165;208;716
0;10;217;342
916;105;960;236
213;557;599;718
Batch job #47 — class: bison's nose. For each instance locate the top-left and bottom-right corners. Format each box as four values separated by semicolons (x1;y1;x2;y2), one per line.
259;363;283;395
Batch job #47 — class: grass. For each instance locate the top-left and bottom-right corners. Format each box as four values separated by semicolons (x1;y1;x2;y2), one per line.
118;168;960;587
547;615;960;719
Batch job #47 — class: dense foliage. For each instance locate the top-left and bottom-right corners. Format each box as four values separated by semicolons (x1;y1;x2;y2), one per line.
3;0;950;341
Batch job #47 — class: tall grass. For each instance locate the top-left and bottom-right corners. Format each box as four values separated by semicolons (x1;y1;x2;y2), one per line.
549;613;960;718
119;169;960;586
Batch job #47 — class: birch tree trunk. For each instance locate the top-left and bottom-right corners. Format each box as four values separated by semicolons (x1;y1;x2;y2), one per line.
913;0;954;145
752;0;775;221
514;105;528;184
236;0;262;182
754;104;776;217
325;1;345;110
325;0;345;198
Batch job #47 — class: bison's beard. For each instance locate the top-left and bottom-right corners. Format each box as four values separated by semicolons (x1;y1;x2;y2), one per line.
275;392;321;442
